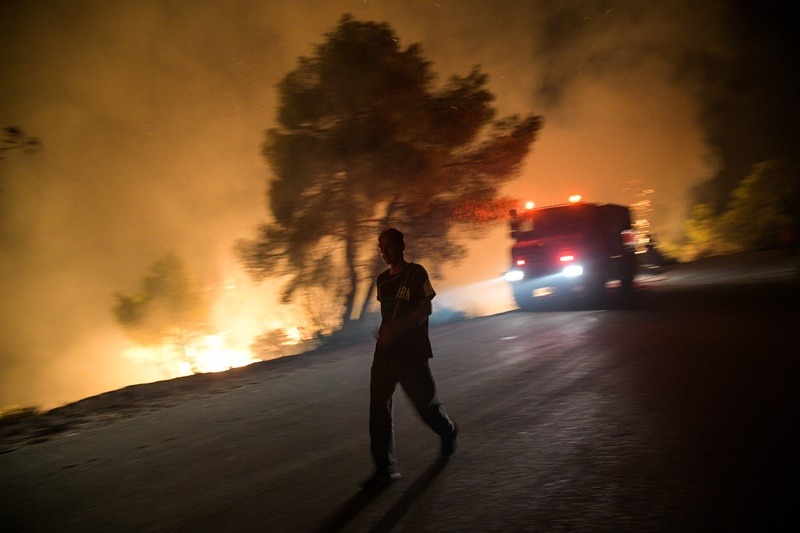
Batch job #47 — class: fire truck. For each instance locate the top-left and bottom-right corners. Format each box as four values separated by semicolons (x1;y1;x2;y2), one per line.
504;200;637;308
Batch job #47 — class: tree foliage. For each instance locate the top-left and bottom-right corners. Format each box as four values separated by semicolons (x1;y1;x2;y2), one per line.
0;126;41;159
112;254;211;356
717;160;797;251
682;203;720;260
683;160;798;259
238;15;541;325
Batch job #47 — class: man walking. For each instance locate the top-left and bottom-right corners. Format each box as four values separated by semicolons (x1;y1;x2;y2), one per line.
362;228;458;490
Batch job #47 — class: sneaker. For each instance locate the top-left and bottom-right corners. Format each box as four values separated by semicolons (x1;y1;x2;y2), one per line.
360;470;401;491
441;424;459;457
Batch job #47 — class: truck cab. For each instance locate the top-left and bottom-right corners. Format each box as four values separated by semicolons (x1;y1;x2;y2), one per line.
505;202;637;308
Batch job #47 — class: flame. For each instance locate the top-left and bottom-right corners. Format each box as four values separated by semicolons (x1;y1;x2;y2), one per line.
283;326;302;345
123;332;260;378
182;333;259;375
121;269;322;378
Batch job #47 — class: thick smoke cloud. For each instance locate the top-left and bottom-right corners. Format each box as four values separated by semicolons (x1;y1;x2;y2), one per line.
1;0;792;408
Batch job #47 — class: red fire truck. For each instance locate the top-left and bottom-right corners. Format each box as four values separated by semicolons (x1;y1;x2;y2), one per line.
504;201;637;308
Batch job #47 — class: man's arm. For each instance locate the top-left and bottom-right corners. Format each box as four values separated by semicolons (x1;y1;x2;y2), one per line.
376;297;432;348
404;296;432;326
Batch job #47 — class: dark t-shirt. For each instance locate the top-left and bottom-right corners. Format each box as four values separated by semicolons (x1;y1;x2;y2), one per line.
375;262;436;360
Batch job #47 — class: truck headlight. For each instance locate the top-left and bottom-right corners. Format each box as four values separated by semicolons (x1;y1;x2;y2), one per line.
562;265;584;277
504;270;525;282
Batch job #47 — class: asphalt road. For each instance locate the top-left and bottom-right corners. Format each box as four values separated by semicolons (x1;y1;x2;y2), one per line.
2;251;798;531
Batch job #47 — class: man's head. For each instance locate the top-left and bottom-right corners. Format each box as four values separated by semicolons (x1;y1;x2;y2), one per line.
378;228;405;266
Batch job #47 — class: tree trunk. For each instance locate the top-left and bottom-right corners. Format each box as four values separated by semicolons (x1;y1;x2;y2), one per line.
341;230;359;326
355;198;398;321
340;167;362;326
356;255;384;320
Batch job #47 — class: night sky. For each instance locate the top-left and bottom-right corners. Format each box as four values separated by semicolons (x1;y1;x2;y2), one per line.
1;0;797;408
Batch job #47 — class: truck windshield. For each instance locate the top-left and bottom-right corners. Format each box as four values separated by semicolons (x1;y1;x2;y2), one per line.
514;205;591;239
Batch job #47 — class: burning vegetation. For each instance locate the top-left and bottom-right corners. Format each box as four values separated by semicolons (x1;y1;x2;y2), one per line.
112;254;259;377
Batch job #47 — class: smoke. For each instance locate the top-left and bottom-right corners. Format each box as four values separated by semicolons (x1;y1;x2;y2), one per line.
0;1;786;408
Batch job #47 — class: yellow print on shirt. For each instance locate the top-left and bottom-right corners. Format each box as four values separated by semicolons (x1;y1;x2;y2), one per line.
423;279;434;299
396;285;412;301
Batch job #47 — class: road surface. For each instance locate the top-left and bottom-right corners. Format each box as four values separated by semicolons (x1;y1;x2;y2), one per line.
2;251;798;531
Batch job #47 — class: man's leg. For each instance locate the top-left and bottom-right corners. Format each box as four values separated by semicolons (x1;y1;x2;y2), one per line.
401;361;455;440
369;357;399;473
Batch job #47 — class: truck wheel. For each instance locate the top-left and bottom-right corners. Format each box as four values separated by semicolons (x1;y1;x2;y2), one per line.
513;285;537;310
621;253;637;293
620;274;634;293
583;274;608;307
